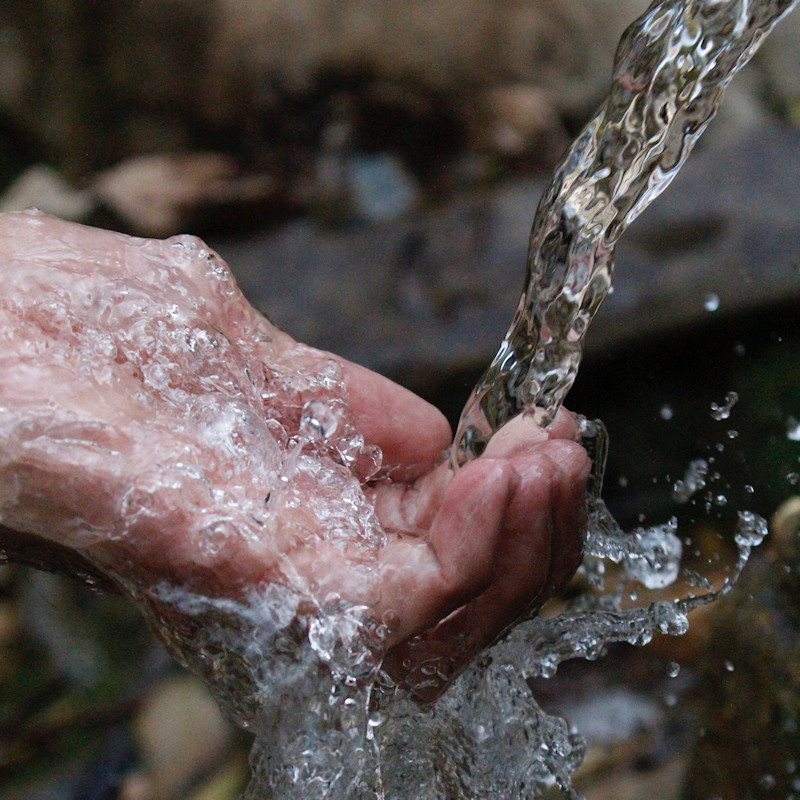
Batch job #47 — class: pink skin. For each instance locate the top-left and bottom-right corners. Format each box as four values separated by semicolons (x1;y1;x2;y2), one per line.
0;211;590;700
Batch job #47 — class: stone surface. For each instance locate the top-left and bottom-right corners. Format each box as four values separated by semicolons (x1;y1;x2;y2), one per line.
92;153;275;237
0;164;94;220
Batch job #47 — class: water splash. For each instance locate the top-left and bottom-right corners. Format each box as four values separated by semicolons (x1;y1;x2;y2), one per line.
93;2;795;798
672;457;710;503
710;390;739;420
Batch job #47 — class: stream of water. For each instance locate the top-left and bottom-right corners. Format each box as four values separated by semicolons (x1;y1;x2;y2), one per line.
452;0;797;463
141;2;797;797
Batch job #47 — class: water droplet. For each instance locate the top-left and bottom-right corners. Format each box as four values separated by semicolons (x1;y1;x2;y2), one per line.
703;292;720;312
618;475;629;488
623;526;683;589
788;472;800;486
757;773;776;790
199;519;236;556
710;391;738;421
663;693;677;707
734;511;768;549
381;610;400;634
724;659;735;672
368;711;385;728
666;661;680;678
659;404;674;420
786;416;800;441
672;458;708;504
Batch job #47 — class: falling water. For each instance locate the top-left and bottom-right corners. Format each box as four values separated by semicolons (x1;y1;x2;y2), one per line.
118;1;796;798
452;0;797;462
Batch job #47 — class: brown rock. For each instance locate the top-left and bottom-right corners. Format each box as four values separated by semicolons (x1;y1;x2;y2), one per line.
93;153;274;237
681;498;800;800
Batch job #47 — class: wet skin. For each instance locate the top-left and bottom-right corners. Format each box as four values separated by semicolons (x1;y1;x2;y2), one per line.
0;211;589;700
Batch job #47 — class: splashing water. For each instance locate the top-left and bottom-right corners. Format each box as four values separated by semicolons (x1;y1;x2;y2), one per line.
98;2;796;798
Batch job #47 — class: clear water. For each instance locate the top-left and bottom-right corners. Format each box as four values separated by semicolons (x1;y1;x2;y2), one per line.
121;1;796;798
452;0;797;463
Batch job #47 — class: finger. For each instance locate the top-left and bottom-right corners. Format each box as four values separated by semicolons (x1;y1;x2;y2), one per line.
373;458;517;643
335;357;452;479
544;440;590;593
367;407;586;535
366;458;454;537
482;414;550;459
546;407;584;442
384;439;590;702
481;407;583;460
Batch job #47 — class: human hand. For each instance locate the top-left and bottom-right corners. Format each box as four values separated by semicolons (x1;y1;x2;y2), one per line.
0;211;589;701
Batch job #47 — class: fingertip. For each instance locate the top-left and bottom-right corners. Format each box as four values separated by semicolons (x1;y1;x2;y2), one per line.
481;408;584;461
546;407;584;442
481;415;549;459
539;438;592;483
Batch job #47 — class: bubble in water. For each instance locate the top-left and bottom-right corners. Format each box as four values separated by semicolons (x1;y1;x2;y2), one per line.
710;391;738;421
786;416;800;441
724;660;735;672
660;404;674;420
703;292;720;312
300;399;341;440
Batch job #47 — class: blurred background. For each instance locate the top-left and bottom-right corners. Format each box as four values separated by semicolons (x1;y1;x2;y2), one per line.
0;2;799;798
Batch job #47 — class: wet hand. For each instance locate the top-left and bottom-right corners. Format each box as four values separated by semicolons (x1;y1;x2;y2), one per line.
0;211;590;702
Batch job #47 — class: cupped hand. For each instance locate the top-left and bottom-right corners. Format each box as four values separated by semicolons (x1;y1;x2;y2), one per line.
0;211;590;701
